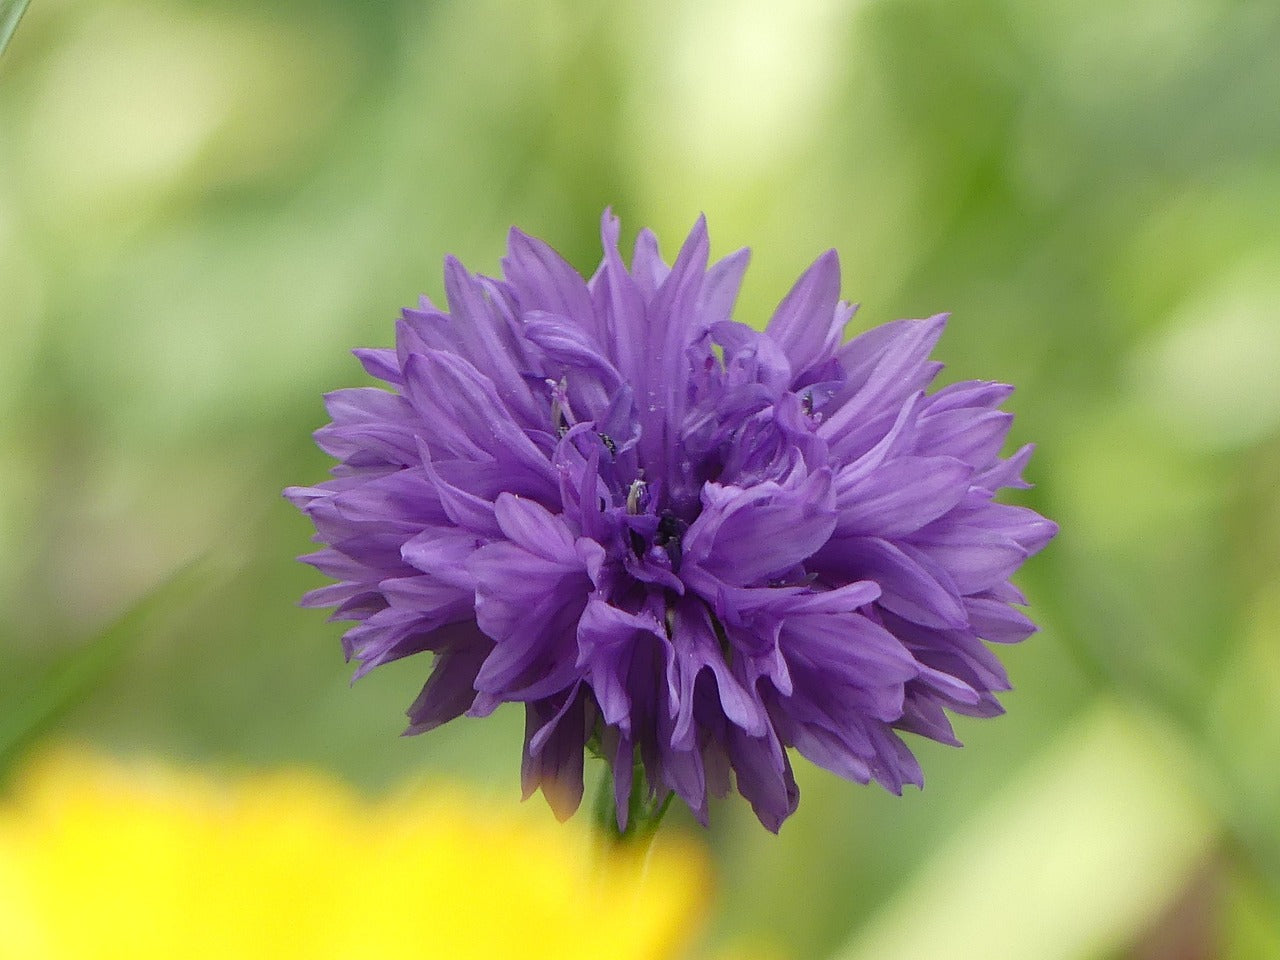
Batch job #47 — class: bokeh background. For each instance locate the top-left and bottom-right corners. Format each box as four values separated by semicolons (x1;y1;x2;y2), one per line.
3;0;1279;956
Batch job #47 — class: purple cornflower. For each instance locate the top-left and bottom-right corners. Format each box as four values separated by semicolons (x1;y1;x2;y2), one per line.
286;212;1056;832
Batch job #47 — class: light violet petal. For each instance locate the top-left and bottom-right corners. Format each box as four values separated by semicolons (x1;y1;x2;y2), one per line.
834;455;973;537
766;249;842;378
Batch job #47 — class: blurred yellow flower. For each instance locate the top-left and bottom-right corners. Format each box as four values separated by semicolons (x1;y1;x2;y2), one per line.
0;748;711;960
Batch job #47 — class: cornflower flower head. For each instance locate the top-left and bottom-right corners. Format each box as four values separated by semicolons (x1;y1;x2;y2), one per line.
286;212;1057;832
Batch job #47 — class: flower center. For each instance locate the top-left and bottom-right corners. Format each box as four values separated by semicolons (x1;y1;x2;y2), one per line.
653;511;688;572
621;478;692;574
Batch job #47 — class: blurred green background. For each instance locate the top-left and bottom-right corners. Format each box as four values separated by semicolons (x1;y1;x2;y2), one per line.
2;0;1279;956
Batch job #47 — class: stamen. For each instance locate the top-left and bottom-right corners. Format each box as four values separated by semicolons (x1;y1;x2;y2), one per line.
626;478;647;515
547;377;576;437
654;511;687;572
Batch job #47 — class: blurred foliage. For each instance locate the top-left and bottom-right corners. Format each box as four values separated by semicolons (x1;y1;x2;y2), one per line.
0;1;32;58
1;0;1278;957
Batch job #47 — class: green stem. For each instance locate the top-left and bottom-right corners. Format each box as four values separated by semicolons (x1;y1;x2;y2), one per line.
591;754;674;854
0;0;32;60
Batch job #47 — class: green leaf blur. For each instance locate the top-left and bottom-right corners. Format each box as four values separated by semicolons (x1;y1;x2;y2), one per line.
2;1;1278;957
0;0;31;59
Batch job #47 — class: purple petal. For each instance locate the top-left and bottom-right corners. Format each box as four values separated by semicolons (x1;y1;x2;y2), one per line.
834;455;973;537
576;598;667;730
821;315;947;445
812;535;968;629
684;470;836;587
766;248;844;380
726;723;798;833
502;228;598;337
964;595;1038;644
405;623;494;734
698;247;751;325
521;686;587;820
670;599;768;747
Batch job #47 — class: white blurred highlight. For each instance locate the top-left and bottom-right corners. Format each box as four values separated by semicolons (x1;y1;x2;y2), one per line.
1132;255;1280;451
